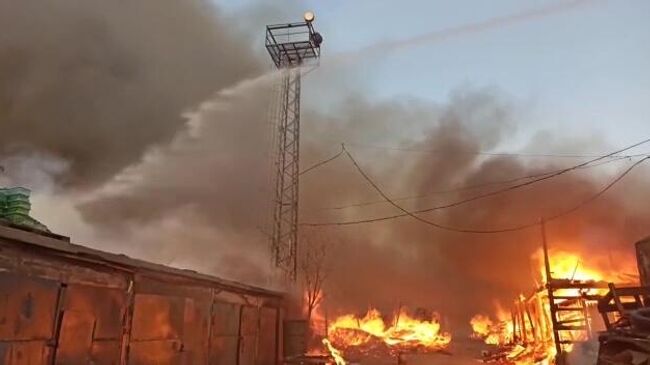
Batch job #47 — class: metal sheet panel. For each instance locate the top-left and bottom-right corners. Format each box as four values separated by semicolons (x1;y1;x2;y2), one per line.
239;335;257;365
131;294;184;341
209;337;239;364
2;341;50;365
0;246;126;290
128;340;183;365
54;284;127;365
239;306;259;365
90;341;121;365
129;294;185;365
209;301;240;364
282;320;308;359
181;297;210;364
257;307;278;365
0;273;59;341
55;310;94;364
63;284;126;339
211;302;240;336
240;306;259;336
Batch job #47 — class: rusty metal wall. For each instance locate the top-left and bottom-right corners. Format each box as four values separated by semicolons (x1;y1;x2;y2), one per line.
0;233;283;365
209;301;241;364
55;284;127;365
258;307;279;365
0;273;59;365
239;305;260;365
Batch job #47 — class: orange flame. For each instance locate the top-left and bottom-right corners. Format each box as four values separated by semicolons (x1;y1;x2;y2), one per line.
471;248;637;364
470;314;513;345
328;308;451;353
533;248;637;285
323;338;347;365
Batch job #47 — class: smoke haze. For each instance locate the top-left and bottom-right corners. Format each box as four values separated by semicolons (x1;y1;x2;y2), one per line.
1;0;649;331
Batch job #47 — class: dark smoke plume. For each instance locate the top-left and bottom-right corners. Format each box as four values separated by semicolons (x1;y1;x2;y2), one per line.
0;0;259;188
2;0;649;332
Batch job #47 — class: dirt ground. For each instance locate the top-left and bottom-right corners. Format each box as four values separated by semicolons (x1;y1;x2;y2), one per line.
345;339;600;365
348;339;486;365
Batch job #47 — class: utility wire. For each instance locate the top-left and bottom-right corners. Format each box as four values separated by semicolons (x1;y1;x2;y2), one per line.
299;145;344;176
542;157;649;221
343;141;644;159
302;146;649;232
311;138;650;224
320;154;640;211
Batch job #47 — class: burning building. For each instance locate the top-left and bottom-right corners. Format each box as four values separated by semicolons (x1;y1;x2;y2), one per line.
470;227;644;365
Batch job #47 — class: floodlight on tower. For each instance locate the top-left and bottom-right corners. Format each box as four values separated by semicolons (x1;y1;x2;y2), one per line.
304;11;315;23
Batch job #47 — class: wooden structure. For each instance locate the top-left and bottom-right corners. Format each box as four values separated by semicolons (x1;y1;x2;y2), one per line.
598;284;650;330
510;279;606;349
504;221;610;364
0;221;284;364
596;284;650;364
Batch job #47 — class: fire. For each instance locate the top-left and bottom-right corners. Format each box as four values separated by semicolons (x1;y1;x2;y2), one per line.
471;311;555;365
470;314;513;345
328;308;451;353
323;338;347;365
470;314;493;338
533;248;637;285
470;248;637;364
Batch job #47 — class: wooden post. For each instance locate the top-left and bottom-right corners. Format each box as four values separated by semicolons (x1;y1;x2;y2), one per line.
519;301;527;343
541;219;552;284
523;299;536;342
394;302;403;327
580;298;592;340
541;219;563;361
511;309;518;343
325;306;329;338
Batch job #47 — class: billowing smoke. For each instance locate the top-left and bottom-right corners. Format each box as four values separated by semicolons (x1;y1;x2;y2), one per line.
296;90;650;327
2;0;649;331
78;74;278;280
0;0;259;188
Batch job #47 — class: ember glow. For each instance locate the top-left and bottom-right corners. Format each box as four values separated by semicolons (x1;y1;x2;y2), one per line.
328;308;451;353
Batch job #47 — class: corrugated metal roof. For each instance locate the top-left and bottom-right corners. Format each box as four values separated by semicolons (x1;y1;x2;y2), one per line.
0;221;283;298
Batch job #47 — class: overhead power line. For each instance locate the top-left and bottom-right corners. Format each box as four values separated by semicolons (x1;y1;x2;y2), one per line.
343;141;645;159
302;140;650;232
320;154;641;211
541;156;649;222
306;138;650;225
300;145;344;176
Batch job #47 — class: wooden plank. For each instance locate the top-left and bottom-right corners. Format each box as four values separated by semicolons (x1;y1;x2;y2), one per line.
555;325;587;331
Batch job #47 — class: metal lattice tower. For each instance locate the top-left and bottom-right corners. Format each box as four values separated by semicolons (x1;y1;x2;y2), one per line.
265;13;322;281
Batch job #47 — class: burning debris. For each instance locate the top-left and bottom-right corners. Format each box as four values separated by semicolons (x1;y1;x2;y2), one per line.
328;308;451;351
470;245;639;365
323;339;347;365
471;313;514;346
314;307;452;363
